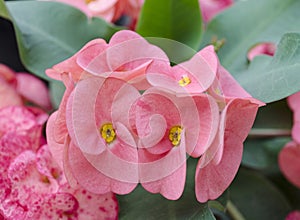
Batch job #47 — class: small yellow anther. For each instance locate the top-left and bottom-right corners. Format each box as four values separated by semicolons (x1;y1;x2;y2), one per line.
178;75;191;87
100;123;116;144
169;126;182;146
85;0;95;4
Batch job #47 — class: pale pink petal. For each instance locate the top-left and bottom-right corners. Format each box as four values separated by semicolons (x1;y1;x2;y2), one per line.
139;131;187;200
67;141;138;194
45;39;106;82
279;142;300;189
190;94;219;157
199;0;233;22
46;112;65;169
16;73;52;110
247;42;276;61
195;98;260;202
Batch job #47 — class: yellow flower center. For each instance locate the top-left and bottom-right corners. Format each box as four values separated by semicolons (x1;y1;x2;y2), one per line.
178;75;191;87
85;0;96;4
168;126;182;146
100;123;116;144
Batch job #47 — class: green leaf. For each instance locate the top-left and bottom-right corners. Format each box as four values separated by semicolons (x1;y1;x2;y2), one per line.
201;0;300;72
49;81;65;109
0;0;11;20
236;33;300;103
6;1;121;80
118;158;215;220
228;168;292;220
136;0;202;51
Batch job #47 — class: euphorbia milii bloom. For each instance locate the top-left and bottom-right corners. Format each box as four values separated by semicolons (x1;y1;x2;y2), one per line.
129;87;219;199
199;0;233;22
195;64;264;203
146;45;218;95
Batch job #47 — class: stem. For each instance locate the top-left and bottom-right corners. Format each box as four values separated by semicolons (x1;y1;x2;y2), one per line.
226;200;246;220
248;128;291;138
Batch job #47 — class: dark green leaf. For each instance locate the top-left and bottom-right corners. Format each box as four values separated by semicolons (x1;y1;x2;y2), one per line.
228;168;292;220
6;1;121;80
137;0;202;51
118;158;215;220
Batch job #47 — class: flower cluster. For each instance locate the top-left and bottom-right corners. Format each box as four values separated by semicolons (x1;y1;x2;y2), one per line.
46;30;264;202
0;65;118;220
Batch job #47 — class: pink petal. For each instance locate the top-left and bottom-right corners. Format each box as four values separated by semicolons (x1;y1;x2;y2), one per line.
0;63;16;83
139;131;187;200
67;141;138;194
16;73;52;110
45;39;106;82
279;142;300;188
247;42;276;61
199;0;233;22
195;98;260;202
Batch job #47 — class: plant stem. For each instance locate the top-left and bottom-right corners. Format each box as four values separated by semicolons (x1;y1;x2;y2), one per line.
248;128;291;138
226;200;246;220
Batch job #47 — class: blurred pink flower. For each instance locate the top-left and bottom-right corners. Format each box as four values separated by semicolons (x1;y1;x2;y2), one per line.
278;92;300;189
195;64;264;203
0;64;52;110
286;211;300;220
53;0;125;22
0;105;118;219
199;0;233;22
247;42;276;61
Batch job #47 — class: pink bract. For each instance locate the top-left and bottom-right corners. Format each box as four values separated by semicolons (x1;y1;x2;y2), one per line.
247;42;276;61
286;211;300;220
279;142;300;189
199;0;233;22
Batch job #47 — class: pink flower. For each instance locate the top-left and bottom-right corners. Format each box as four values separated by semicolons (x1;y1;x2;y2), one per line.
0;64;52;110
199;0;233;22
129;87;219;199
247;42;276;61
146;45;218;94
53;0;125;22
0;106;118;219
195;65;264;203
278;92;300;189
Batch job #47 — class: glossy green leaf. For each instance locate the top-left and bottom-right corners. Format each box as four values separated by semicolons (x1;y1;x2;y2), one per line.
6;1;121;80
0;0;11;20
236;33;300;103
118;158;215;220
137;0;202;50
228;169;292;220
201;0;300;72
